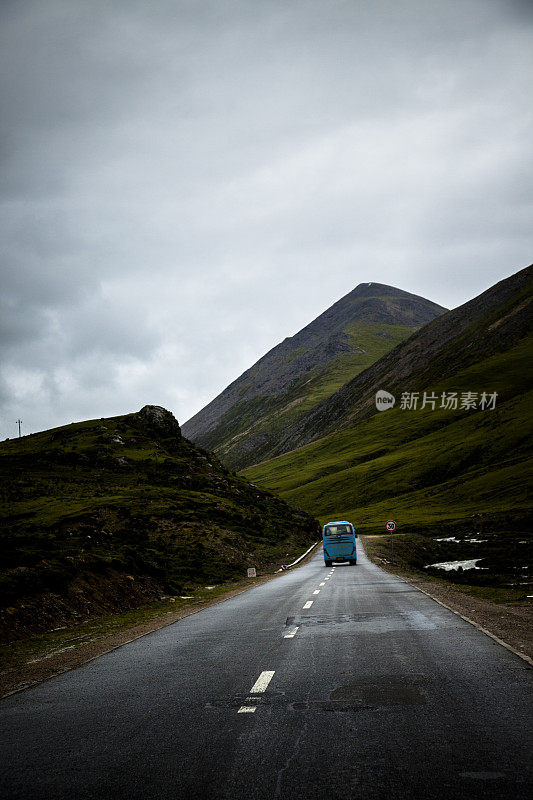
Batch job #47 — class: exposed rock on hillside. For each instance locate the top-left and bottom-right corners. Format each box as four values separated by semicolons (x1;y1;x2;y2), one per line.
136;405;182;438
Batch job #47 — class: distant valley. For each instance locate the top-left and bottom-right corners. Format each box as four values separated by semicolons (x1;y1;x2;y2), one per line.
241;265;532;596
185;265;532;597
2;266;531;645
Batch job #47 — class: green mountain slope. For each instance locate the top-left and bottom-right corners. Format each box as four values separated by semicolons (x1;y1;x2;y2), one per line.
243;266;533;590
182;283;446;470
0;406;317;642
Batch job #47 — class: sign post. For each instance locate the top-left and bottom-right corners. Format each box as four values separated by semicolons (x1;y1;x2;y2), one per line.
386;520;396;563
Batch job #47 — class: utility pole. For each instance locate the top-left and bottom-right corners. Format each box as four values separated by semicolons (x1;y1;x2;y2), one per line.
16;419;22;438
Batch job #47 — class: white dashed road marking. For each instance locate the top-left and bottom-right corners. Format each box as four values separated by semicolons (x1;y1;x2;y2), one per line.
237;701;259;713
238;671;276;713
238;559;340;714
250;671;275;693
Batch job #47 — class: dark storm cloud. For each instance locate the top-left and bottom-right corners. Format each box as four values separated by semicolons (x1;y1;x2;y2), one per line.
1;0;532;438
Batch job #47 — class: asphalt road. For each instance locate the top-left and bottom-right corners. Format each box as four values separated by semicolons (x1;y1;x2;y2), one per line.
1;544;532;800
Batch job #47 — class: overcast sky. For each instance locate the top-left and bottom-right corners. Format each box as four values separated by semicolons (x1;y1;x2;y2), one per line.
1;0;532;439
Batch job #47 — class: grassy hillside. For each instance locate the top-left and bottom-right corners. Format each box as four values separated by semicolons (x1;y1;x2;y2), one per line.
263;265;532;459
243;270;533;593
183;283;445;469
244;336;531;524
0;406;318;642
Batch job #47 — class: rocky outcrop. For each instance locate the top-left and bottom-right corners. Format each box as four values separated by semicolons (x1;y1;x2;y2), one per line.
134;405;181;439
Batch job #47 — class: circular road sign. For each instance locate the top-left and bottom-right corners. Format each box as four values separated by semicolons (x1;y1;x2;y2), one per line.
386;520;396;532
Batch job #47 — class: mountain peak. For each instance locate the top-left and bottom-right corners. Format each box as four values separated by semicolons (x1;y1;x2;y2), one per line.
352;281;401;292
182;283;447;468
335;281;448;308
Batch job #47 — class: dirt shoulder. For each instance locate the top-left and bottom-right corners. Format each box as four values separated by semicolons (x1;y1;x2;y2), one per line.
0;543;320;698
361;535;533;663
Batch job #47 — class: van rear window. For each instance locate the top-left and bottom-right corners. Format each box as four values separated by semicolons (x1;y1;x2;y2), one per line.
325;524;351;535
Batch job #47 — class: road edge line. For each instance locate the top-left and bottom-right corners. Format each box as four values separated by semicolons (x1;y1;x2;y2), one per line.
360;537;532;667
411;583;533;666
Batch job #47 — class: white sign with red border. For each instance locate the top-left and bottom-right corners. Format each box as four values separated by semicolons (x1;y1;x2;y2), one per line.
385;520;396;532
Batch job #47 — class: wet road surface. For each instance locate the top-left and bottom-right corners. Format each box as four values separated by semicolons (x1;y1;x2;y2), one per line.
1;544;531;799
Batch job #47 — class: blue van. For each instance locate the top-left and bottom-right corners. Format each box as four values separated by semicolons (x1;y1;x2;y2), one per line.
322;520;357;566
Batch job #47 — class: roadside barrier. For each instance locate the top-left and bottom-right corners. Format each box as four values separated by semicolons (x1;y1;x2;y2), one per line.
276;541;319;572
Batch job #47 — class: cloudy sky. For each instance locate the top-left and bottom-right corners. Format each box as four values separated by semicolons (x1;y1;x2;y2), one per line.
1;0;532;438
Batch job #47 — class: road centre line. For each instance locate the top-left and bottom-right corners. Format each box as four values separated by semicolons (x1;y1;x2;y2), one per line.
284;626;299;639
303;600;313;609
237;701;258;713
250;670;275;693
319;582;325;586
237;670;276;713
313;590;320;595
